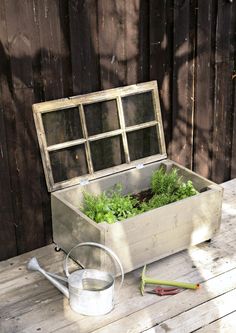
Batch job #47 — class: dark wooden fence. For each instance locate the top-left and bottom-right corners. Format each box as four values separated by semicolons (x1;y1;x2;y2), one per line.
1;0;235;260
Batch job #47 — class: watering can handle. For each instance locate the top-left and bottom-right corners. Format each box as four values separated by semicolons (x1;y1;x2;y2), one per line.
64;242;124;292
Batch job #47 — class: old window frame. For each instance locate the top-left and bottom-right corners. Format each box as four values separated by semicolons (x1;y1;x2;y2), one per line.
33;81;166;192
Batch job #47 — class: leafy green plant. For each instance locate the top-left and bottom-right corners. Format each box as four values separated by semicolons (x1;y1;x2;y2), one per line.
82;167;199;224
83;192;116;224
175;180;199;200
139;193;172;212
151;166;181;195
82;184;139;224
147;167;198;210
142;167;199;212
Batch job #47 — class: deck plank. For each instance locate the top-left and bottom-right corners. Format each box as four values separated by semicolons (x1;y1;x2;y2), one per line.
145;289;236;333
195;310;236;333
0;180;236;333
88;268;236;333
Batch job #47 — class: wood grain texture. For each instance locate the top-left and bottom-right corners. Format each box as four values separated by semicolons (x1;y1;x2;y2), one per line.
69;0;100;95
171;0;195;168
149;0;173;155
212;0;235;183
52;159;222;274
0;180;235;333
0;0;17;260
0;92;17;259
33;81;165;192
0;0;235;260
194;1;216;179
231;77;236;178
196;311;236;333
36;0;72;100
1;0;47;255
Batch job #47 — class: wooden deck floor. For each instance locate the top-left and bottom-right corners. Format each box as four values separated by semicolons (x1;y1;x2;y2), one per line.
1;179;236;333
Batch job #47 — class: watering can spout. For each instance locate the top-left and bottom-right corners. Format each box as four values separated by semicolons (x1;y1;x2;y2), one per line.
27;257;69;299
27;257;41;271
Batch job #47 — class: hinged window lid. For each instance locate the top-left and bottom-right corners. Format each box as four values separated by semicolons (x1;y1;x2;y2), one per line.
33;81;166;192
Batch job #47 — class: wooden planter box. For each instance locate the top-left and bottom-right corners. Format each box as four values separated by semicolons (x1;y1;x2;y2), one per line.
33;81;223;274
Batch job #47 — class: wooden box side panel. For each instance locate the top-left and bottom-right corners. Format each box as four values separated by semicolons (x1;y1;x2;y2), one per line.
104;187;223;273
51;195;106;268
53;159;223;274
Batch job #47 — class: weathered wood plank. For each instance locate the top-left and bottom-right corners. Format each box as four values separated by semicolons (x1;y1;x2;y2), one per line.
147;289;236;333
97;0;126;89
36;0;72;100
69;0;100;94
124;0;140;85
212;0;235;183
194;1;216;179
91;269;236;333
1;238;236;333
116;96;130;163
0;180;234;333
137;0;150;83
149;0;173;155
230;0;236;179
196;310;236;333
2;0;48;254
212;61;234;183
231;80;236;178
171;0;195;168
0;90;17;260
0;0;236;271
0;1;17;260
33;81;159;112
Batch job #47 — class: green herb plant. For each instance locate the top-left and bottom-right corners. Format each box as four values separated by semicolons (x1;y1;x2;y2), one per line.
82;167;199;224
82;184;139;224
140;166;199;213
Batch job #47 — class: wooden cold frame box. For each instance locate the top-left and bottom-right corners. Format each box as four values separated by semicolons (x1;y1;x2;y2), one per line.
33;81;223;274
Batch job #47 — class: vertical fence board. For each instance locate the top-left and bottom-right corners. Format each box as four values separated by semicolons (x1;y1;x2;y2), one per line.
231;78;236;178
69;0;100;94
96;0;127;165
230;0;236;180
97;0;127;89
36;0;72;100
193;1;216;179
137;0;149;83
171;0;195;168
0;99;17;260
0;0;17;260
149;0;173;154
3;0;47;254
36;0;74;243
212;0;234;183
125;0;140;85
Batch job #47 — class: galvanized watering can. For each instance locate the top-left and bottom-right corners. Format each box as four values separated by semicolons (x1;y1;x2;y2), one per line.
27;242;124;316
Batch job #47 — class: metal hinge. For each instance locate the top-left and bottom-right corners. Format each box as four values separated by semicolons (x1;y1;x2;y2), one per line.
80;178;90;186
135;163;144;169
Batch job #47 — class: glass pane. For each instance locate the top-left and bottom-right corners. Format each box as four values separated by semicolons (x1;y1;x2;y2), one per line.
122;92;155;126
90;136;125;172
84;100;120;136
50;145;88;183
127;126;159;161
42;108;83;146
